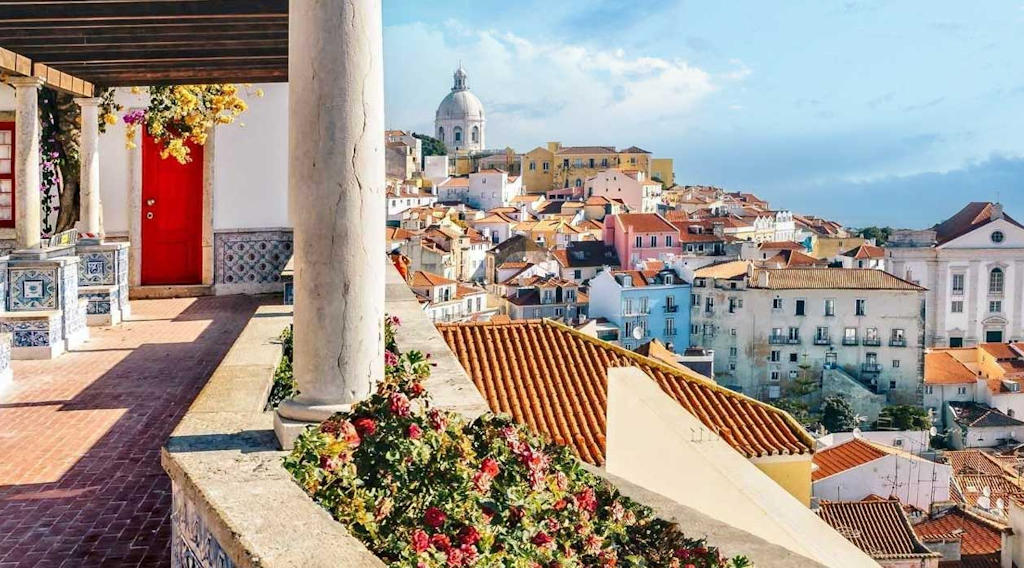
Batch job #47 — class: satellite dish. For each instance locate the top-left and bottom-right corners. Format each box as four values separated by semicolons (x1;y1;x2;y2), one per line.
997;498;1005;510
852;428;862;438
929;427;938;437
983;486;991;498
632;326;644;340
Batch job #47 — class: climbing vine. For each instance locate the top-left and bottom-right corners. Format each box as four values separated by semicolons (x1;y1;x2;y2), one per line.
38;86;81;234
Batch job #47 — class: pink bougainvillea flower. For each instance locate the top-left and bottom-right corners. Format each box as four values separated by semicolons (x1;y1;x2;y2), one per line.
384;350;399;367
411;529;429;553
407;423;423;440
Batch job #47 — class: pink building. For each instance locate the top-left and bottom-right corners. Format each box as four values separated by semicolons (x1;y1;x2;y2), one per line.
604;213;680;269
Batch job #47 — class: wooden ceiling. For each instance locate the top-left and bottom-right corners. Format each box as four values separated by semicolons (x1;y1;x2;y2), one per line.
0;0;288;88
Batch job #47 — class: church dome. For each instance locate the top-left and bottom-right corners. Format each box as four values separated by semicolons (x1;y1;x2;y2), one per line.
436;89;485;121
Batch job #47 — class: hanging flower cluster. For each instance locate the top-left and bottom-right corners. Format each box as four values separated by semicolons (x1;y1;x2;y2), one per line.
118;84;261;163
283;318;752;568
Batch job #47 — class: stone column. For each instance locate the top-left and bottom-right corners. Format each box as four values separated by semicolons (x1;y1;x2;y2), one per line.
276;0;385;431
76;97;103;239
11;77;43;249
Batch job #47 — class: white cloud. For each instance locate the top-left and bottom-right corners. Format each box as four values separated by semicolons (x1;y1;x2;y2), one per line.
383;22;721;149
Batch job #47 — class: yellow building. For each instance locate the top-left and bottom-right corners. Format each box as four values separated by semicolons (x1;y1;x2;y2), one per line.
520;141;673;194
651;157;675;186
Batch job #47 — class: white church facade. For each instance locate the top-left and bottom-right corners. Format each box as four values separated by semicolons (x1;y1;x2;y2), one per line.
435;65;486;153
888;202;1024;347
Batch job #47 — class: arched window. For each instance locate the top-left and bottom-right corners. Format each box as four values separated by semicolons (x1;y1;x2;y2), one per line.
990;267;1005;294
471;126;479;143
454;127;463;143
437;126;444;141
574;178;583;187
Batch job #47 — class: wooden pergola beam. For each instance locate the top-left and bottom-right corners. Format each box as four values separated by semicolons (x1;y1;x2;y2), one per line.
32;63;95;97
0;1;287;21
0;46;32;76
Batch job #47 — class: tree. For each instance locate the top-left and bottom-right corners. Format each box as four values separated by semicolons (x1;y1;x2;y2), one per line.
413;132;447;157
39;87;81;233
856;226;893;245
877;405;931;431
821;396;858;433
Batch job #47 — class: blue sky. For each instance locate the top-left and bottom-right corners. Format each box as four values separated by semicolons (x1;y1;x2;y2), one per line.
382;1;1024;228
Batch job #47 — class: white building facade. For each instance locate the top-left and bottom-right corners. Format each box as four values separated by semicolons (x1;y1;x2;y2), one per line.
888;202;1024;347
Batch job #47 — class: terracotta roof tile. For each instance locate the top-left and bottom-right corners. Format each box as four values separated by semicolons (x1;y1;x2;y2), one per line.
948;402;1024;428
914;508;1005;556
950;474;1024;511
410;270;456;287
980;342;1018;360
817;500;939;560
812;438;888;480
614;213;677;233
842;244;886;259
759;241;805;251
436;320;814;465
694;260;751;280
554;145;617;155
926;352;979;385
943;451;1012;475
933;202;1024;245
750;268;925;290
439;176;470;188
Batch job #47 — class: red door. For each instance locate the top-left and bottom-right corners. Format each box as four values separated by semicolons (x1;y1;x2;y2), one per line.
141;132;203;285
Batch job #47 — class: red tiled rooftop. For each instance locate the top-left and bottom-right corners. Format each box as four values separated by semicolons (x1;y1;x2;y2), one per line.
817;500;938;561
436;319;814;465
933;202;1024;245
410;270;456;287
614;213;677;234
915;508;1005;556
926;352;978;385
812;438;888;480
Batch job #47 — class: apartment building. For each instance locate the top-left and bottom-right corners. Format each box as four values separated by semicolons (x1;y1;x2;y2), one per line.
689;264;926;403
495;275;585;323
585;168;663;212
588;268;691;352
408;271;496;323
603;212;679;268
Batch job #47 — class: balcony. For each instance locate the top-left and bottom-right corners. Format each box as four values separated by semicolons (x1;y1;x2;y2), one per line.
861;363;882;373
813;337;831;346
889;339;907;347
769;335;788;345
664;305;679;313
665;329;677;336
863;338;881;346
787;337;801;345
842;337;858;346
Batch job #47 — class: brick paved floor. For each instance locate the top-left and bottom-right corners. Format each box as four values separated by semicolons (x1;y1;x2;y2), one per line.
0;295;266;568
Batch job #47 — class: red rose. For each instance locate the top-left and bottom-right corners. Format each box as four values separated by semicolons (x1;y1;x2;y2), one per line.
408;423;423;439
531;531;552;546
353;417;377;436
431;533;452;551
458;526;481;546
411;529;429;553
390;392;411;417
480;457;500;478
424;506;446;529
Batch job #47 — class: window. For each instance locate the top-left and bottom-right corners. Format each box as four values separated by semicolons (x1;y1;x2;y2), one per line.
924;385;933;395
855;299;866;316
770;350;781;362
639;296;649;314
789;370;799;380
554;307;564;317
957;386;968;395
844;327;857;343
705;297;714;313
664;275;674;285
990;268;1004;294
624;321;633;337
624;298;633;314
952;273;965;295
892;360;900;368
471;126;479;143
731;347;739;357
992;231;1005;243
0;124;13;226
529;161;536;171
574;159;583;168
891;329;905;344
542;161;549;172
790;353;799;363
665;318;675;336
951;300;964;313
824;299;835;317
815;326;829;341
575;178;583;187
691;294;699;306
728;297;739;313
601;158;608;167
562;159;570;168
454;127;463;143
990;300;1003;313
795;299;805;316
666;235;673;247
771;327;783;339
588;158;595;168
889;380;897;389
770;370;781;382
650;235;657;247
729;362;736;371
636;236;643;248
573;269;582;280
772;298;783;310
787;327;800;341
866;352;878;365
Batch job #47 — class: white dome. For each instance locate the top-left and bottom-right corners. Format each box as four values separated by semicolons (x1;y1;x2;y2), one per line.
436;89;485;121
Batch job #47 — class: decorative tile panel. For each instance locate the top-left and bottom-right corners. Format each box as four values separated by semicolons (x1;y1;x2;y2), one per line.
8;268;58;310
82;289;117;315
214;230;293;285
1;315;61;347
78;250;115;286
171;482;235;568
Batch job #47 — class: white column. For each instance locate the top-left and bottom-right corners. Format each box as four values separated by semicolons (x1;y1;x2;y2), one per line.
75;97;102;239
277;0;385;424
11;77;43;249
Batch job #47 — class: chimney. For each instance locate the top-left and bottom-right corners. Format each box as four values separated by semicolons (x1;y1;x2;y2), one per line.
992;202;1004;220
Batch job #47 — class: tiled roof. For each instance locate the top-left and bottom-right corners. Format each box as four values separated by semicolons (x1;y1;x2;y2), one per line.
619;145;651;153
950;474;1024;511
475;212;517;224
842;244;886;259
943;450;1012;475
948;401;1024;428
551;242;620;268
812;438;888;480
749;268;925;290
410;270;456;288
439;176;470;188
914;508;1005;556
555;145;617;155
761;250;827;269
614;213;677;233
456;284;486;299
760;241;805;251
436;319;814;464
980;342;1018;360
694;260;751;280
385;227;414;241
933;202;1024;245
816;500;939;560
925;352;978;385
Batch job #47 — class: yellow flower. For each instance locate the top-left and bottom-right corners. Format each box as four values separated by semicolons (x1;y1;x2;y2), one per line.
130;86;141;94
103;113;117;125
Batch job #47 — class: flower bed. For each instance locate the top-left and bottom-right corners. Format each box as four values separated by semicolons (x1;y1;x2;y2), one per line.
283;318;751;568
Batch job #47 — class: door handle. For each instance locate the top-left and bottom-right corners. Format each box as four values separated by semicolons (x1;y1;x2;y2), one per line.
146;198;156;206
